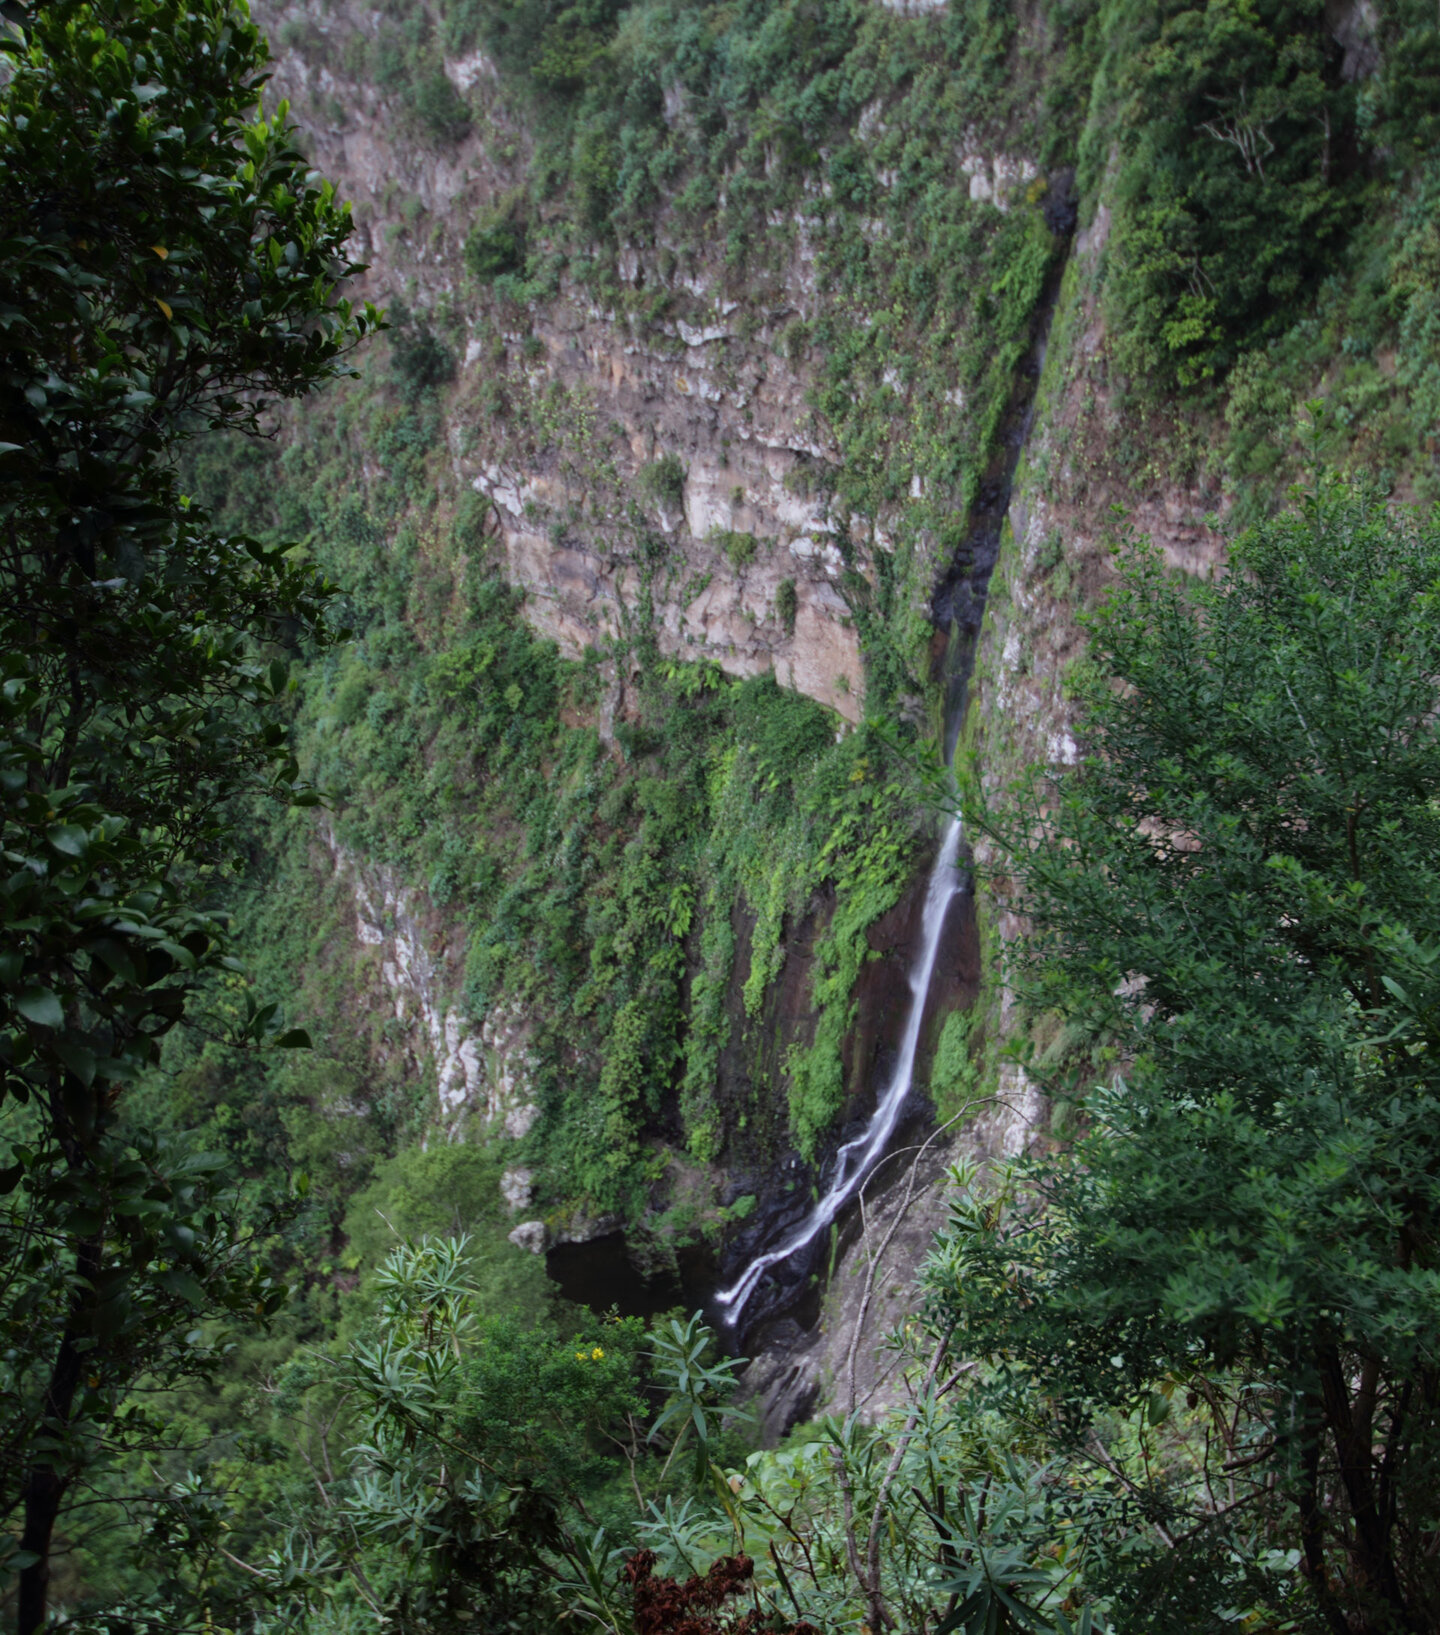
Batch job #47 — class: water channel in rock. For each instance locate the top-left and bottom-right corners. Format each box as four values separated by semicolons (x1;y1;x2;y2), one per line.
713;811;965;1325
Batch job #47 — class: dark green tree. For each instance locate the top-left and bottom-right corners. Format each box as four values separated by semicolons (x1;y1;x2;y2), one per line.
166;1240;747;1634
1097;0;1359;385
0;1;375;1627
952;477;1440;1633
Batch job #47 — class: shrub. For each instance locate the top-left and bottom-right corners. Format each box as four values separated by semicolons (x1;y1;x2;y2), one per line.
390;323;457;401
465;190;529;281
572;118;620;231
929;1007;977;1117
466;220;526;279
638;451;686;508
410;66;472;145
715;529;758;570
1099;0;1361;386
775;577;798;636
532;4;614;90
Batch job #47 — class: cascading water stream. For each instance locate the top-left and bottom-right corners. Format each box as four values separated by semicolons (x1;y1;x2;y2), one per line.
714;812;965;1323
714;201;1074;1335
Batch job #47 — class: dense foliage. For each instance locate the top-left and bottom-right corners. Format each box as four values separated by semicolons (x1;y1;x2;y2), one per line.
179;324;928;1245
953;478;1440;1632
15;0;1440;1629
1093;0;1361;386
93;1237;759;1632
0;0;374;1625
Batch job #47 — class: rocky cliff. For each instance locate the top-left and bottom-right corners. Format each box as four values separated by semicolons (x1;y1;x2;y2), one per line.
232;0;1422;1424
259;0;868;717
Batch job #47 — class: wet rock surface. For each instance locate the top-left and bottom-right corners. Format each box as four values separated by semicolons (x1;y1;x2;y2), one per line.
710;224;1074;1425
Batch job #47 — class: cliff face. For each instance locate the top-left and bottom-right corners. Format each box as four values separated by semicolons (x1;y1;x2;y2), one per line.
964;220;1228;1045
462;286;865;721
233;0;1422;1424
259;2;867;717
245;0;1063;1156
234;0;1172;1387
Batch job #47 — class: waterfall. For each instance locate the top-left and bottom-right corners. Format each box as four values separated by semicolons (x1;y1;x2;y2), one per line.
714;219;1070;1335
715;813;965;1323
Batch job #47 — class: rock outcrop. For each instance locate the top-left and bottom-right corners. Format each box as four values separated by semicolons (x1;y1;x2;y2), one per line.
256;0;867;719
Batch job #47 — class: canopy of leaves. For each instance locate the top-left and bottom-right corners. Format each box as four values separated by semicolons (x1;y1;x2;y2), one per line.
1092;0;1361;385
0;0;374;1624
954;476;1440;1633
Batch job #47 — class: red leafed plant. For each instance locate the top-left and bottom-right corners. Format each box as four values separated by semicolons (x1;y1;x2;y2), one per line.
623;1550;820;1635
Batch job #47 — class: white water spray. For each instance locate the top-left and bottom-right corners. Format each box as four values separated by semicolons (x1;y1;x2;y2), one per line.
715;813;965;1323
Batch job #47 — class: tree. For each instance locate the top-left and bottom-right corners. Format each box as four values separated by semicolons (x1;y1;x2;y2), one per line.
167;1241;752;1634
0;0;375;1626
1099;0;1359;385
952;475;1440;1632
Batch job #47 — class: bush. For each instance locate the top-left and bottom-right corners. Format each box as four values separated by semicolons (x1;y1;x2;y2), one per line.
343;1144;554;1321
715;529;759;570
929;1007;977;1117
410;66;472;144
532;3;615;90
638;451;686;509
775;577;798;636
390;323;457;401
473;0;625;87
466;221;525;280
1099;0;1361;386
465;190;529;281
572;118;620;230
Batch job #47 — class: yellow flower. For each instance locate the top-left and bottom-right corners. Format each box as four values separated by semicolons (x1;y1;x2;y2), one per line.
591;1346;604;1360
575;1351;587;1362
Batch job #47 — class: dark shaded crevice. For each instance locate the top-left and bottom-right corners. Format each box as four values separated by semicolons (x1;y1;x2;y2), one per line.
933;173;1077;760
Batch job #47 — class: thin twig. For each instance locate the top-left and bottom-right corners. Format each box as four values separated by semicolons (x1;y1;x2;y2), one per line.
216;1546;265;1580
1086;1431;1176;1549
831;1443;868;1604
844;1105;984;1415
860;1323;955;1632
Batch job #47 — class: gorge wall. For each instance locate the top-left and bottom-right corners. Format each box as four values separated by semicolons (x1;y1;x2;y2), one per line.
215;0;1432;1423
264;0;865;719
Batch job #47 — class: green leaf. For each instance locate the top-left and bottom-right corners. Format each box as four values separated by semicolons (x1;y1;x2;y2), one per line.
46;823;87;857
92;1295;132;1340
158;1268;207;1307
89;939;137;983
15;985;63;1027
54;1038;96;1087
273;1027;312;1049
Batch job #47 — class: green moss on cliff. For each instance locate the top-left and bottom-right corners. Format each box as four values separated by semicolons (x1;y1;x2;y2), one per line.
186;321;926;1224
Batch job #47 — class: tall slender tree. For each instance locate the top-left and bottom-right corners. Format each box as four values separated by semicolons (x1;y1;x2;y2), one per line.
0;2;375;1626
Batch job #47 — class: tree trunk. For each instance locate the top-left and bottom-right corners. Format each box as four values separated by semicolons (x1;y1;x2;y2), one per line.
16;1233;101;1635
1296;1397;1350;1635
1317;1347;1423;1635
